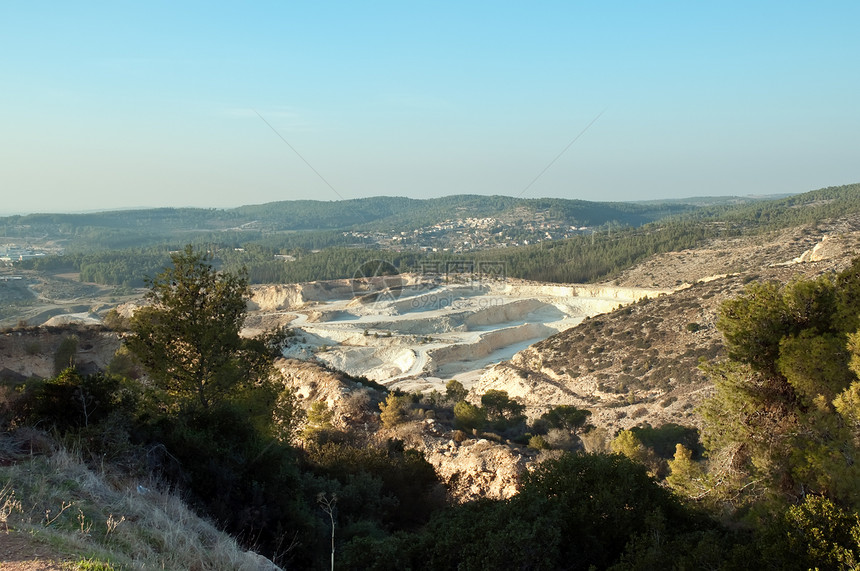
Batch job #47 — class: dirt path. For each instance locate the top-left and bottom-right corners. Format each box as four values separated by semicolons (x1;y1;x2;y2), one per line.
0;532;70;571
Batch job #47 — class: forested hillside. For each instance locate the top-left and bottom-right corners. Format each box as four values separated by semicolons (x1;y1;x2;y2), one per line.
3;194;699;249
16;183;859;289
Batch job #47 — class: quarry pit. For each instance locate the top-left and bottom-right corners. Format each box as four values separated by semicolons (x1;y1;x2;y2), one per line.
249;276;668;393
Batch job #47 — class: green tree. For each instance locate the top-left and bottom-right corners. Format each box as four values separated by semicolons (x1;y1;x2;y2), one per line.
453;401;486;432
759;495;860;570
700;260;860;508
53;335;78;375
273;387;305;442
379;393;412;428
540;405;592;434
444;379;468;403
666;443;706;498
480;389;525;427
611;429;663;477
126;245;271;410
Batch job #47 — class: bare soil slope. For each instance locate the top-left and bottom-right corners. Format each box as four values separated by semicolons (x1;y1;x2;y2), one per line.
473;218;860;435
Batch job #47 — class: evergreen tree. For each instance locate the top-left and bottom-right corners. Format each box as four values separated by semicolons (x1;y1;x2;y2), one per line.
126;245;273;410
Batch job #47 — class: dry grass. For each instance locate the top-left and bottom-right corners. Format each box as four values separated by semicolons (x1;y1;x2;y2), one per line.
0;433;279;570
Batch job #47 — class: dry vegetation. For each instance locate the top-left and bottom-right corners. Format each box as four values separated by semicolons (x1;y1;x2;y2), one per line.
475;219;860;436
0;432;279;570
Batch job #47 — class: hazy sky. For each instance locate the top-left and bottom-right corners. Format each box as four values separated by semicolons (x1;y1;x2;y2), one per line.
2;2;859;214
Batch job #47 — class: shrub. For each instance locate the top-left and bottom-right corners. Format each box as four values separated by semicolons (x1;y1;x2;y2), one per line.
379;394;412;428
631;406;649;419
544;428;577;451
540;405;592;434
528;435;550;450
480;389;525;429
453;401;486;432
15;368;139;433
444;380;468;403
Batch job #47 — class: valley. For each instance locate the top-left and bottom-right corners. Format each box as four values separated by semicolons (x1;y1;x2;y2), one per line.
247;277;666;393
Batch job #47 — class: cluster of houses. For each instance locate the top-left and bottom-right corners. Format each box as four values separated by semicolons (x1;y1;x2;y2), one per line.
0;245;47;265
343;216;591;253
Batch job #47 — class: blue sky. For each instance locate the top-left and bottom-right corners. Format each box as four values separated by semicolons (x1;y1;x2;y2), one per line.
2;2;858;214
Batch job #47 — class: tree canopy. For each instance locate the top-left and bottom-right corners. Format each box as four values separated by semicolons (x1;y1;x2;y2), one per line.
126;245;272;410
699;258;860;508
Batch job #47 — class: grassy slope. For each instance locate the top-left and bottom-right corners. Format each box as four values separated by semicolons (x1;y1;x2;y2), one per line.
0;432;277;570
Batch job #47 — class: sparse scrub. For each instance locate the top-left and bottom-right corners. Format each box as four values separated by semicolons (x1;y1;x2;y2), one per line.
630;406;649;419
543;428;578;451
0;440;277;570
528;434;550;450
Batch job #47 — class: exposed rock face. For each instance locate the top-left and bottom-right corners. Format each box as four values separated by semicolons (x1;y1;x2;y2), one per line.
0;326;120;379
250;275;425;312
501;282;667;302
42;313;102;327
273;358;533;501
414;425;529;501
249;282;350;311
612;216;860;290
791;232;860;263
274;358;383;429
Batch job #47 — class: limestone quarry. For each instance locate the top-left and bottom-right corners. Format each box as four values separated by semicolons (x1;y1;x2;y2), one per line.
249;276;668;393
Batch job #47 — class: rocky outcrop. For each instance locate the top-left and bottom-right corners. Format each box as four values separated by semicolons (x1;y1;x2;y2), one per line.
501;282;668;302
0;326;120;379
250;281;356;311
790;232;860;264
274;358;534;501
250;275;427;312
415;424;530;501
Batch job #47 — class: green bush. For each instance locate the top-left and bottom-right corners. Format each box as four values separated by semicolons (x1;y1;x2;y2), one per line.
528;434;550;450
15;368;139;433
143;403;305;558
379;393;412;428
453;401;486;432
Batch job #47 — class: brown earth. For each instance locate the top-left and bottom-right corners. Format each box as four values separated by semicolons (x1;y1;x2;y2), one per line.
612;217;860;289
0;532;69;570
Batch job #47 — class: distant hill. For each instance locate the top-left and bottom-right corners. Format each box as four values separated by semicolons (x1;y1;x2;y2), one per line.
1;193;771;246
7;184;860;287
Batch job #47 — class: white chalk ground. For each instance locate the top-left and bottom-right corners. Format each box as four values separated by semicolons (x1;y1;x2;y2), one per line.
267;280;664;393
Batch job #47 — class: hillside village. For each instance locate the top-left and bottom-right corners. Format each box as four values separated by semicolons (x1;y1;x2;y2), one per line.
343;214;591;252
